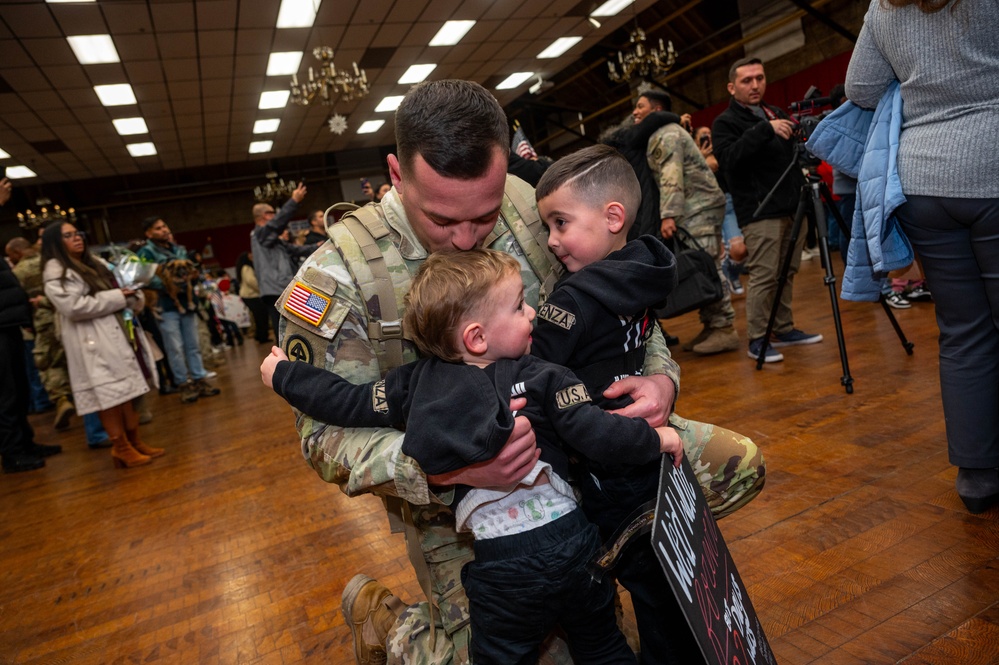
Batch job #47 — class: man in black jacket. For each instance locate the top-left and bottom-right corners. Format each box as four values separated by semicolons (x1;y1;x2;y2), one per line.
712;57;823;363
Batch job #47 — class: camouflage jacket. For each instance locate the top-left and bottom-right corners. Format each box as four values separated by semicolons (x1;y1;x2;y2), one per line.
647;123;726;226
13;253;44;298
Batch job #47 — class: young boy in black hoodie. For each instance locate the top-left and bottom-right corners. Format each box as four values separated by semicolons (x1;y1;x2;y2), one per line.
533;144;707;664
261;247;682;664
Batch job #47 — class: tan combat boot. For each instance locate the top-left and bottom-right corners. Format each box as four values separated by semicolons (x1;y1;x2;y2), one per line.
53;396;75;430
341;574;406;665
692;326;740;355
681;326;712;352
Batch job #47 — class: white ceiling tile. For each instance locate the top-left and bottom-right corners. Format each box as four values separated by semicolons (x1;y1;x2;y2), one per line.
115;34;160;61
0;5;62;38
124;61;166;85
162;59;200;83
0;41;37;68
50;4;108;35
198;31;235;57
196;1;239;30
157;32;197;59
150;3;196;33
235;29;273;55
103;3;155;35
21;38;79;67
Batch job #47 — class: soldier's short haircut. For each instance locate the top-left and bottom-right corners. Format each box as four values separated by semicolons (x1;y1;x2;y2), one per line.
729;56;763;82
534;144;640;229
142;216;163;231
395;80;510;180
404;249;522;363
640;90;672;112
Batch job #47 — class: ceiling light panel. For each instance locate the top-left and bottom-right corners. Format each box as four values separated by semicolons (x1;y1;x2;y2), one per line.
590;0;636;17
126;142;157;157
429;21;476;46
276;0;318;28
357;120;385;134
6;166;37;179
398;64;436;84
495;72;534;90
249;140;273;153
67;35;120;64
94;83;137;106
266;52;303;76
253;119;281;134
374;96;404;112
112;117;149;135
258;90;290;109
537;37;582;59
0;148;10;159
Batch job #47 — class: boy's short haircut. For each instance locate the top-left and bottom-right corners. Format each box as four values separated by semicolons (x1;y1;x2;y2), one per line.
534;144;640;229
404;249;522;362
728;56;763;81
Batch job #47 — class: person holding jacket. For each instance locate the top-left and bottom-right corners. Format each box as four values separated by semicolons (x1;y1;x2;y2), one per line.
41;222;163;469
846;0;999;513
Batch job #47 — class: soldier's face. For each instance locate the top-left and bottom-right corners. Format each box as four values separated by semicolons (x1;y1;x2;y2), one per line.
728;64;766;106
388;147;507;254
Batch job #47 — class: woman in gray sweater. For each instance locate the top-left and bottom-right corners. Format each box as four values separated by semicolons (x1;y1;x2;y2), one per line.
846;0;999;513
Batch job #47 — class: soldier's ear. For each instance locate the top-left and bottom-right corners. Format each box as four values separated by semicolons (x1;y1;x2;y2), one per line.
387;154;404;196
605;201;626;234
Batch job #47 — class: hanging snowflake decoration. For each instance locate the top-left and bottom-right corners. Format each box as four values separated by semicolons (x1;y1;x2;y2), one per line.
328;113;348;135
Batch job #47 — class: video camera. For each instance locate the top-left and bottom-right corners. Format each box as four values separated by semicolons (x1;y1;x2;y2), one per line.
789;86;835;165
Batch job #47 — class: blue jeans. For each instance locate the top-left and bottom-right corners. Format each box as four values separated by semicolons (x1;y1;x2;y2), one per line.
895;195;999;468
23;339;54;412
460;509;635;664
721;193;741;247
84;413;108;446
159;310;207;385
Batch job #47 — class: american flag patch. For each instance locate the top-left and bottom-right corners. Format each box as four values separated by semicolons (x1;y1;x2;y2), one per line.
283;282;331;326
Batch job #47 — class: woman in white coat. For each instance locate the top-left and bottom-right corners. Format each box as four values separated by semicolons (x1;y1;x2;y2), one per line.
42;222;164;468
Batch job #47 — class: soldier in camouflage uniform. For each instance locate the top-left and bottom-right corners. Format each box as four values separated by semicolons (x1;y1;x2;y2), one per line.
6;238;75;429
637;91;740;357
277;80;765;665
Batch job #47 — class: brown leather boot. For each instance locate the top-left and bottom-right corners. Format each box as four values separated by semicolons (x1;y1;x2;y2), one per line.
341;575;406;665
110;436;152;468
126;428;164;458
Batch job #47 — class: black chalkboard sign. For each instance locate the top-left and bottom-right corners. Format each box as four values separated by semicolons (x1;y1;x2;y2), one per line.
652;454;777;665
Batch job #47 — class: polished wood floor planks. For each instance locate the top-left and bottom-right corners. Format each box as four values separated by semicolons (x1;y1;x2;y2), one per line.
2;256;997;664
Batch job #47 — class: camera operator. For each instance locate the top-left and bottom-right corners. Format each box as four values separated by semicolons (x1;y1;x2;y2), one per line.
712;56;823;363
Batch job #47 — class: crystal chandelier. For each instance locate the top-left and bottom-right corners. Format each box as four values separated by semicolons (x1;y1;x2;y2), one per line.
290;47;369;106
253;172;298;203
607;27;677;83
17;199;77;232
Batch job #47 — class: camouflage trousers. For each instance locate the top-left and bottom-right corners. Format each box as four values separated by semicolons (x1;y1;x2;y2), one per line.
680;206;736;331
32;305;72;402
383;417;765;663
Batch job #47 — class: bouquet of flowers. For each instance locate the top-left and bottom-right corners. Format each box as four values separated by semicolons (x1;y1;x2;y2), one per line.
109;248;158;289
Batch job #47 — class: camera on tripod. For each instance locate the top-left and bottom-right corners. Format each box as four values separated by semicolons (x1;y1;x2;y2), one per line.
789;86;835;165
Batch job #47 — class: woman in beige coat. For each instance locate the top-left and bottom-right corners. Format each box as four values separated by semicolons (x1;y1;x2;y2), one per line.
42;222;164;468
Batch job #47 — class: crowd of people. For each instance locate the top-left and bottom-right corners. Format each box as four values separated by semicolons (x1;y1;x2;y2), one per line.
2;0;994;658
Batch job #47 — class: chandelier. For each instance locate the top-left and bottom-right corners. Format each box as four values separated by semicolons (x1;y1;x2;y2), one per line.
607;27;677;83
253;172;298;203
17;200;77;232
290;47;369;106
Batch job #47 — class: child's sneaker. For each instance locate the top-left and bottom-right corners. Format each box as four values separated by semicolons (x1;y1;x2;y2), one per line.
722;256;744;295
906;285;932;302
884;292;912;309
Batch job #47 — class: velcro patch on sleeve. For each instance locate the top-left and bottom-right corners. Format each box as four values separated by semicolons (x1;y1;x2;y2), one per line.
537;302;576;331
284;281;332;326
372;380;388;413
555;383;591;410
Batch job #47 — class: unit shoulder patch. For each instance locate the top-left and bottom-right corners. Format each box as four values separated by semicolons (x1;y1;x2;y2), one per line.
372;380;388;413
537;302;576;331
555;383;591;410
285;334;314;365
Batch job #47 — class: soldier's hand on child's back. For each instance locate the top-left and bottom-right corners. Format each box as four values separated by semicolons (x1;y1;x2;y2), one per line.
260;346;288;389
656;426;683;468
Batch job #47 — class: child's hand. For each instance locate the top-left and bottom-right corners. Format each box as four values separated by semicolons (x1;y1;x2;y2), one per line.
656;426;683;468
260;346;288;389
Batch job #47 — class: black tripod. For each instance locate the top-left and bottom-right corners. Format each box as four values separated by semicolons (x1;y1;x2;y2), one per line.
752;146;913;393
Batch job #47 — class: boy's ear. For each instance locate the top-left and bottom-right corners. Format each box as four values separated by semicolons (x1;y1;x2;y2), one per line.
461;321;488;356
605;201;627;234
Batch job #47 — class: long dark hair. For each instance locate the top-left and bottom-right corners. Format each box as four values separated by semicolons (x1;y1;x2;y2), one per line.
40;222;114;294
235;251;253;275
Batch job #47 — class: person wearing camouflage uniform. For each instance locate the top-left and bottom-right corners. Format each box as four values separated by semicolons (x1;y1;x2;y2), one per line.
277;80;765;665
6;238;75;429
639;91;739;357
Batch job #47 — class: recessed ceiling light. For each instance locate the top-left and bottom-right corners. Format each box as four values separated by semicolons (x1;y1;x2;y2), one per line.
374;96;405;113
266;52;303;76
357;120;385;134
67;35;120;64
590;0;636;17
495;72;535;90
0;148;10;159
253;119;281;134
258;90;290;109
126;142;157;157
429;20;476;46
276;0;318;28
94;83;136;106
46;0;96;3
249;140;274;154
112;117;148;136
6;165;37;179
537;37;582;59
398;64;437;85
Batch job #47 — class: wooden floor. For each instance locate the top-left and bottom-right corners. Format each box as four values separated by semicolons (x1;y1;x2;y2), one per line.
3;255;998;665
